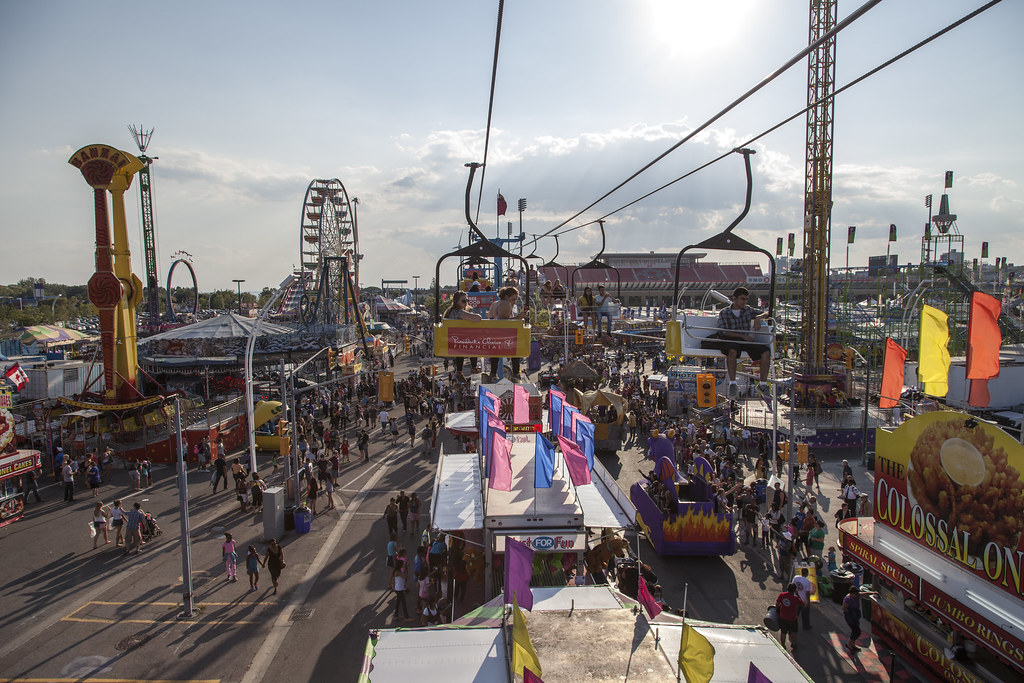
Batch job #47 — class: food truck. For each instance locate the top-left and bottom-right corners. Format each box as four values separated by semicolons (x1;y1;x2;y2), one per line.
839;410;1024;682
1;397;42;526
630;454;736;556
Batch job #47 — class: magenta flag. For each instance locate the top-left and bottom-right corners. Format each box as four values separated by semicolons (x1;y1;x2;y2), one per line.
637;574;662;619
488;432;513;491
505;536;535;610
557;435;591;485
524;667;544;683
514;384;530;424
747;662;774;683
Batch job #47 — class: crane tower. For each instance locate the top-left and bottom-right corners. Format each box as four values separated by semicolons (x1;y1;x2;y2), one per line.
128;124;161;321
799;0;837;374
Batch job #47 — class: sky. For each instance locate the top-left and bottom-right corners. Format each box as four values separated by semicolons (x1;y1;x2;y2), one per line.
1;0;1021;296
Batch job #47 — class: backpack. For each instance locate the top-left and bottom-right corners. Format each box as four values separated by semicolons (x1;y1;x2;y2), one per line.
844;485;859;501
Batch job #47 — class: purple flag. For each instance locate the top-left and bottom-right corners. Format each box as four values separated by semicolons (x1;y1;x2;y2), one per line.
534;435;555;489
557;435;591;485
747;662;774;683
524;668;544;683
637;573;662;619
488;432;513;492
506;536;535;610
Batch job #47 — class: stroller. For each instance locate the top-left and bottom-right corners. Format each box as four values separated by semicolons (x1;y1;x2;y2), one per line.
141;513;162;541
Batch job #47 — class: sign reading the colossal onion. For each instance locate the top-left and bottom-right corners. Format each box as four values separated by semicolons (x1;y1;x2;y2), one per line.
432;320;531;358
875;411;1024;599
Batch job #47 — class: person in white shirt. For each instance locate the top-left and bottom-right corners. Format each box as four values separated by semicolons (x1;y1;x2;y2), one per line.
379;408;390;435
793;567;816;630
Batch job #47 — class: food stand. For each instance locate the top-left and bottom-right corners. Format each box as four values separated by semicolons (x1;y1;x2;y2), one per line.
839;411;1024;682
0;450;41;526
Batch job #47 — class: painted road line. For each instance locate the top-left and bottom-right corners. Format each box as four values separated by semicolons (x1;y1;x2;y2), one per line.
62;600;280;626
239;450;401;683
0;679;220;683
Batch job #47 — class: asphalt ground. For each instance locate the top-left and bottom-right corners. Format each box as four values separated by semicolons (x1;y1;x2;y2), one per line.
0;351;926;682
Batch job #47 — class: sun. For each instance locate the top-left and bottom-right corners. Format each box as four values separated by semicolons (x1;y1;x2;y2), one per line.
642;0;752;59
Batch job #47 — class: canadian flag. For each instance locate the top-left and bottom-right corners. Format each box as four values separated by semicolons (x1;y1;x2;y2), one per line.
4;363;28;391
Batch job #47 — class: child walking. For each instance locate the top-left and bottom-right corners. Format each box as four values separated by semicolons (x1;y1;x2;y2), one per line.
760;512;771;550
246;545;265;592
222;532;238;582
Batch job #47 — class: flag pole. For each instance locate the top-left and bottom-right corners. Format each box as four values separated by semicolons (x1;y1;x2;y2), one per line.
677;582;689;681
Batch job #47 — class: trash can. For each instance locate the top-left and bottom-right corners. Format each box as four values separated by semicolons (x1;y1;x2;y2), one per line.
831;569;854;604
294;506;312;534
860;583;874;621
865;451;876;469
284;505;296;532
843;561;865;588
754;478;768;504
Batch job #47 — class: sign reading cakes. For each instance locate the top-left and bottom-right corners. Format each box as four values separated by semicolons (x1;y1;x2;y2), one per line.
875;411;1024;599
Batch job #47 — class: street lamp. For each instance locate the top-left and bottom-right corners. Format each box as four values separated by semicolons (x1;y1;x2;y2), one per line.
517;198;527;256
413;275;420;304
232;279;246;316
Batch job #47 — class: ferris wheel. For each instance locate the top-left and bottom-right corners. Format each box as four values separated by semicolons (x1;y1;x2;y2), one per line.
298;178;359;325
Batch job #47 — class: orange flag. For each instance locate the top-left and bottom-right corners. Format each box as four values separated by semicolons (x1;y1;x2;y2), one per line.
879;338;907;409
966;292;1002;408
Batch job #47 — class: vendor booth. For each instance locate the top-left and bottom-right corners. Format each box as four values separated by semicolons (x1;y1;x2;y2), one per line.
0;449;41;527
839;410;1024;682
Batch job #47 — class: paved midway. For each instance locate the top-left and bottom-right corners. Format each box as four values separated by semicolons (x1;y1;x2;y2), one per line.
0;349;917;682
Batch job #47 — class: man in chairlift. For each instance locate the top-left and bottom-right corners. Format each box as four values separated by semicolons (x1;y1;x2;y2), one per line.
486;286;529;380
706;286;771;401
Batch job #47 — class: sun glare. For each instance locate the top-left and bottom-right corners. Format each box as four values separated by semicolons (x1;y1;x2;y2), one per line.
643;0;751;59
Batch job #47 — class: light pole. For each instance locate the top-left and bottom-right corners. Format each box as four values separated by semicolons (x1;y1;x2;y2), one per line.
232;279;245;316
518;198;527;257
413;275;420;305
246;275;296;476
173;396;195;619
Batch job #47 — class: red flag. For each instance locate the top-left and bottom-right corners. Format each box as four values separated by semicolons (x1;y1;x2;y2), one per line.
637;573;662;619
497;193;507;216
4;363;28;391
967;292;1002;408
879;338;907;409
524;667;544;683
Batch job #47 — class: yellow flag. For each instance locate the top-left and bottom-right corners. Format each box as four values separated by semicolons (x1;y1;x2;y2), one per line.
918;305;950;397
678;624;715;683
512;595;542;677
665;320;681;357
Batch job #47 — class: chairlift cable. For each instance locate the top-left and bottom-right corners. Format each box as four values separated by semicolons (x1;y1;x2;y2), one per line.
473;0;506;227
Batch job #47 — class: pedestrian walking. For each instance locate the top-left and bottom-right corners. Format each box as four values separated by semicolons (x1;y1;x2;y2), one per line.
358;430;370;463
793;567;816;630
91;501;111;548
212;454;228;492
393;558;412;622
264;539;285;595
842;585;877;651
87;461;102;497
386;532;398;572
384;498;399;536
62;460;75;502
340;437;350;464
222;532;238;582
409;493;421;536
397;490;410;533
250;473;266;512
246;545;265;592
110;500;125;546
141;458;152;487
22;469;42;505
306;475;319;515
775;583;803;651
323;475;335;511
124;502;145;555
128;461;141;490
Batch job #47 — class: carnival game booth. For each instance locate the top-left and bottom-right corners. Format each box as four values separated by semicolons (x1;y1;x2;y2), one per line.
631;453;737;557
572;388;625;452
0;449;41;527
839;410;1024;683
430;386;635;602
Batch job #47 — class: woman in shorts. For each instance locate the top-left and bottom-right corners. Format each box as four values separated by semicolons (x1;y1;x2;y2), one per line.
91;501;111;548
408;493;421;536
110;500;125;546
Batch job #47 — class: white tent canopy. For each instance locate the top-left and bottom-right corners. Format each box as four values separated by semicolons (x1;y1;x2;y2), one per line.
140;312;296;342
430;449;483;531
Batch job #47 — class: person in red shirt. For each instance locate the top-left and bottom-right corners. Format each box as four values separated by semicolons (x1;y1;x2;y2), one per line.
775;583;804;651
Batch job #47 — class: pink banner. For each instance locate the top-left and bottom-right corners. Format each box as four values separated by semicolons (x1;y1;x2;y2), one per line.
557;435;591;486
513;385;529;424
489;433;513;491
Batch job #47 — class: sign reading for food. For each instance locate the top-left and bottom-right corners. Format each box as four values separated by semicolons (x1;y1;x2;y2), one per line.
875;411;1024;600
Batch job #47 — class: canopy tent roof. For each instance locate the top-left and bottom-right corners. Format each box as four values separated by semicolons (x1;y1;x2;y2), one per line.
559;359;599;380
375;296;410;312
443;409;477;436
573;388;626;425
361;586;811;682
18;325;95;346
430;449;484;531
139;313;295;342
